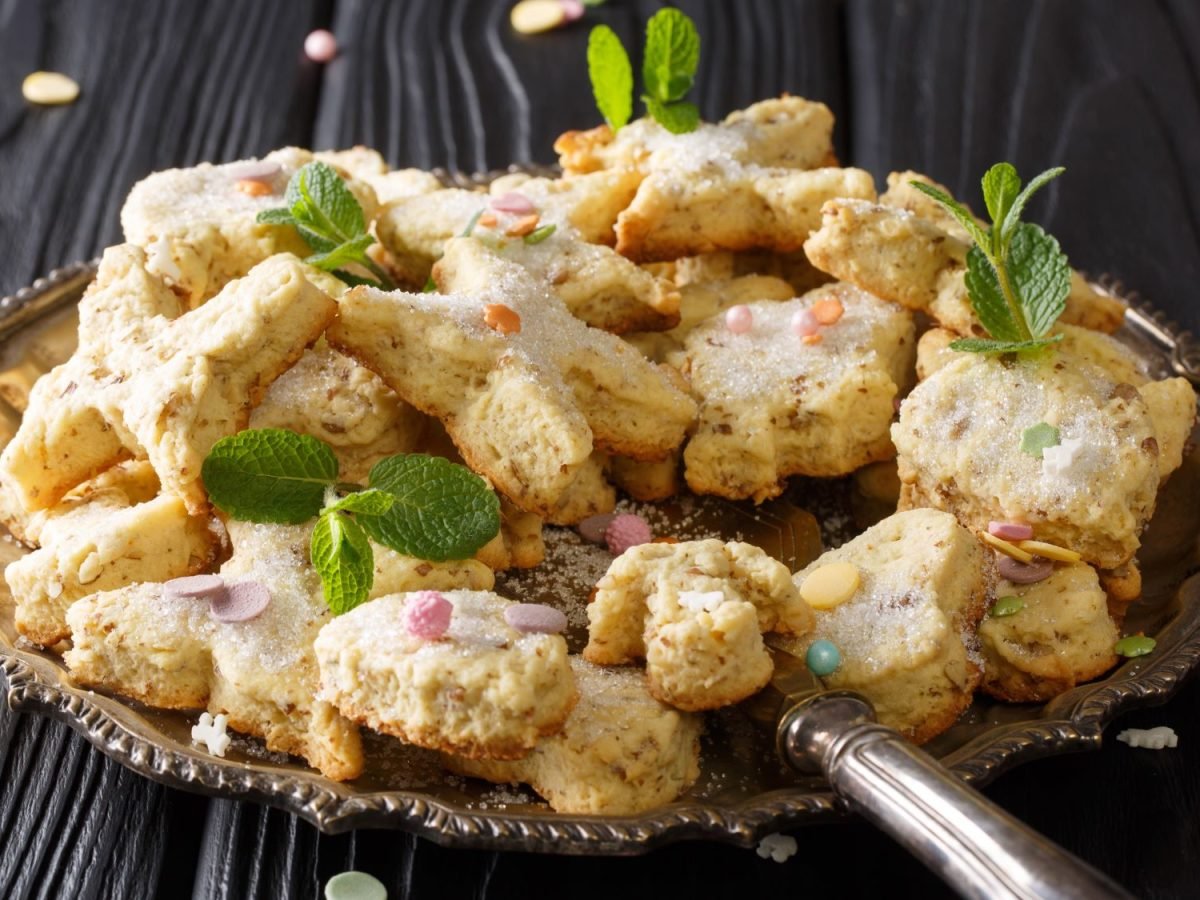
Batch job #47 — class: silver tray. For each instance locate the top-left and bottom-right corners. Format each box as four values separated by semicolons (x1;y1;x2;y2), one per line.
1;230;1199;855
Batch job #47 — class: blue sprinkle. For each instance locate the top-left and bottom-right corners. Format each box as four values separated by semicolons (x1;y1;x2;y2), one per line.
806;639;841;677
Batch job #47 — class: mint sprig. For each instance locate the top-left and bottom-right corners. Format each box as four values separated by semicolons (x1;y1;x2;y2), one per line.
586;8;701;135
202;429;501;614
911;163;1070;355
257;161;396;291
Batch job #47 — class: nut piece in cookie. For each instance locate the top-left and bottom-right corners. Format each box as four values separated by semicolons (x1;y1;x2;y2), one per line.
0;246;337;516
314;590;576;759
328;238;696;524
680;283;915;502
776;509;994;744
445;657;702;814
584;539;812;711
979;563;1119;703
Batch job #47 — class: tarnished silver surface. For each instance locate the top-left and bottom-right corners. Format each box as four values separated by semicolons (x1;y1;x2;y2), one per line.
0;198;1198;854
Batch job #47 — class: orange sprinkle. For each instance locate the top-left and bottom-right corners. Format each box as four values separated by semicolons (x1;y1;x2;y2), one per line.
505;213;540;237
483;303;521;335
235;179;272;197
811;298;844;325
801;333;823;346
478;211;498;227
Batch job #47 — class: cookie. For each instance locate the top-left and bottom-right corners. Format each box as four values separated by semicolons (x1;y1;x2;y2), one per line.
672;249;832;296
314;590;576;758
584;539;812;711
680;283;915;502
328;237;696;523
775;508;994;744
0;246;336;516
445;657;702;814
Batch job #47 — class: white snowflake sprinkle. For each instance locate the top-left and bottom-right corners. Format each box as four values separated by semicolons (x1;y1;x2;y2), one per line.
756;832;798;863
191;712;232;757
1116;726;1178;750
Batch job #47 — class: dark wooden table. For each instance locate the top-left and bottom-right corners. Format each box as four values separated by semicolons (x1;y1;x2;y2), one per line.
1;1;1198;897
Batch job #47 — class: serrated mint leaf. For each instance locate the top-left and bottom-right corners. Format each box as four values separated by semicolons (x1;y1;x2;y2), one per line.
360;454;500;561
202;429;338;523
322;488;395;517
587;25;633;132
1020;422;1061;458
257;207;297;226
963;246;1025;342
305;233;376;272
643;8;700;103
333;269;385;289
999;166;1064;245
645;97;699;134
1005;222;1070;338
311;512;374;615
287;161;364;244
908;181;991;250
981;163;1020;237
948;335;1064;354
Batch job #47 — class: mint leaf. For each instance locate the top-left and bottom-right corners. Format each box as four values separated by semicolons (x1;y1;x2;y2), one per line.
1004;222;1070;337
643;8;700;103
286;161;364;244
360;454;500;561
587;25;633;132
644;97;699;134
948;335;1063;354
323;488;396;517
1020;422;1061;457
257;207;298;227
963;247;1024;342
202;429;338;523
305;234;377;272
311;512;374;615
999;166;1064;246
908;181;990;249
981;163;1020;236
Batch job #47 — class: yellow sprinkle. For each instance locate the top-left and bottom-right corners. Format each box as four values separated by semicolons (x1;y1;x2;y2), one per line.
979;531;1035;564
22;71;80;106
510;0;566;34
799;562;860;610
1017;540;1082;563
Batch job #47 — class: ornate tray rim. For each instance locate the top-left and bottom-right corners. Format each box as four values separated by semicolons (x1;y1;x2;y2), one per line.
2;180;1199;854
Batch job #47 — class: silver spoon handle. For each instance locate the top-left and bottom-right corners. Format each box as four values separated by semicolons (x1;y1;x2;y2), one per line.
781;694;1132;900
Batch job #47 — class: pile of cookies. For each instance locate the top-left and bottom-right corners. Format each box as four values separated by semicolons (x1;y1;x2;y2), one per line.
0;96;1193;815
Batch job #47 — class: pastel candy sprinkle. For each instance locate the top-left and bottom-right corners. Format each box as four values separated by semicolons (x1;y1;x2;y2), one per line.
404;590;454;639
510;0;567;33
678;590;725;613
491;192;538;215
22;71;80;105
191;712;231;757
806;639;841;676
811;297;845;325
756;832;799;863
997;555;1054;584
577;512;617;543
1042;437;1083;477
604;513;653;555
979;531;1035;564
325;871;387;900
989;595;1025;617
1117;726;1177;750
798;562;860;610
1115;634;1156;658
211;580;271;623
164;574;225;600
790;309;819;338
988;521;1033;541
226;160;282;183
504;603;568;634
725;305;753;333
304;29;339;63
559;0;586;22
1020;422;1060;458
1015;539;1081;563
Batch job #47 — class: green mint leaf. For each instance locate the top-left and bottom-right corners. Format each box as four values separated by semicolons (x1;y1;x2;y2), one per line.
998;166;1065;246
1005;222;1071;338
582;0;607;6
360;454;501;561
981;163;1020;240
643;8;700;103
311;512;374;615
963;246;1025;342
305;233;376;272
202;429;338;523
587;25;633;132
644;97;699;134
1020;422;1061;458
285;161;364;245
333;269;385;289
523;223;557;244
322;488;395;517
257;207;298;227
422;275;437;293
907;181;991;250
948;334;1064;355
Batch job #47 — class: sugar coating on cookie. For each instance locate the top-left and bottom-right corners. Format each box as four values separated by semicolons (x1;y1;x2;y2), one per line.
776;509;993;744
978;563;1119;703
314;590;576;759
681;282;914;502
585;539;812;711
445;657;702;814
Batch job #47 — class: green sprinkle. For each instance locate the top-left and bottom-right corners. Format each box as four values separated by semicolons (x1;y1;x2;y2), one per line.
460;208;485;238
422;275;437;293
1020;422;1060;458
989;595;1025;617
1115;635;1157;658
325;871;387;900
523;223;557;245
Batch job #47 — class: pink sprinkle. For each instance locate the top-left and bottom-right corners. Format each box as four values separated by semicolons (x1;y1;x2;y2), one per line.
164;574;225;601
790;309;820;338
997;555;1054;585
559;0;586;22
225;160;282;183
211;581;271;623
725;305;753;334
605;513;652;555
504;603;568;634
304;29;338;63
405;590;453;639
988;521;1034;541
490;192;537;215
578;513;616;544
